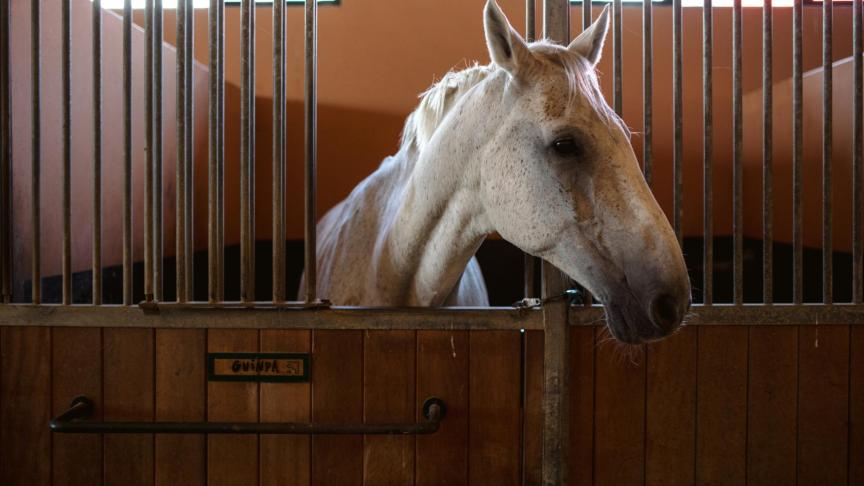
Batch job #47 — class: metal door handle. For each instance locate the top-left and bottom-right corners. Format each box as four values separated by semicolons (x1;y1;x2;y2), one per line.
50;396;446;435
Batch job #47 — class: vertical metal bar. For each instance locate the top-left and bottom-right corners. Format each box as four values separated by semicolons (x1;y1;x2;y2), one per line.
763;0;773;304
208;0;219;303
176;0;188;303
526;0;535;41
0;0;10;303
582;0;591;31
822;0;833;304
30;0;40;305
154;0;163;301
525;0;536;300
542;3;570;484
217;0;225;301
793;0;803;304
612;0;622;115
273;0;286;303
144;0;154;302
643;0;652;185
732;0;743;304
304;0;318;303
123;0;132;305
184;0;194;300
673;0;682;244
240;0;255;303
62;0;71;305
92;0;102;305
854;0;863;304
703;0;713;305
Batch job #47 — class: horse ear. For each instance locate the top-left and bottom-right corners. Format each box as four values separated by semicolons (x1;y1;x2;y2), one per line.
567;4;610;66
484;0;530;76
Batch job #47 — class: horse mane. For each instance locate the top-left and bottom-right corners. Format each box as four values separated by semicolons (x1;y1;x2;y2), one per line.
399;41;629;153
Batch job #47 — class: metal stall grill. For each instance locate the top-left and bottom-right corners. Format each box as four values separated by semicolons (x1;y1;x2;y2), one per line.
0;0;863;485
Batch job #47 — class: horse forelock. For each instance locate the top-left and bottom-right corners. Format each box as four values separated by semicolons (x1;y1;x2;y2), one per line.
399;41;629;155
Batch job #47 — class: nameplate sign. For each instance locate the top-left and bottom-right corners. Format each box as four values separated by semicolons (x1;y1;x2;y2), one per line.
207;353;310;383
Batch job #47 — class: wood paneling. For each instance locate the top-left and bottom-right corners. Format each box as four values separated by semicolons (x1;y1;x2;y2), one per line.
594;328;645;486
747;326;798;486
468;331;521;486
523;330;544;486
0;328;52;486
311;330;363;486
568;326;594;486
155;329;206;486
851;327;864;485
207;330;258;486
363;330;415;485
103;328;154;486
260;330;311;486
416;330;469;486
695;326;748;486
797;326;849;486
52;328;102;486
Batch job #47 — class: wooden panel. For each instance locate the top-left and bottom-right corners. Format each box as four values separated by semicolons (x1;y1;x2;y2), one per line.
594;328;645;486
747;326;797;486
311;330;363;486
646;327;698;486
851;327;864;485
416;330;468;486
695;326;747;486
155;329;206;486
363;330;415;485
103;328;154;486
52;327;102;486
260;330;311;486
523;330;544;486
468;331;521;486
0;327;52;485
207;330;258;486
568;326;594;486
797;325;849;486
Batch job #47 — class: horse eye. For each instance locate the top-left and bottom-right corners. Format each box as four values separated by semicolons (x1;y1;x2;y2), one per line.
551;138;583;158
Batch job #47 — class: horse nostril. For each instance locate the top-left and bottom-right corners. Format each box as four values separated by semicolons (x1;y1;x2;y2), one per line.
650;293;682;334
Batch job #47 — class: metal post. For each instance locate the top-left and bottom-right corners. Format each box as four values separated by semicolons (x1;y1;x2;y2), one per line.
240;0;255;303
217;0;225;301
208;0;220;303
763;0;773;304
62;0;71;305
673;0;682;244
123;0;132;305
733;0;743;304
176;0;188;303
273;0;286;302
643;0;652;185
154;0;164;301
0;0;10;303
822;0;833;304
854;0;862;304
612;0;622;115
703;0;713;305
31;0;41;304
793;0;803;304
144;0;154;302
93;0;102;305
185;0;194;301
304;0;318;303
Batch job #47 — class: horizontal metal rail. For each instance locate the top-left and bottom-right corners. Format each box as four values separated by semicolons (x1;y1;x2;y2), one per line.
2;304;864;330
50;396;446;435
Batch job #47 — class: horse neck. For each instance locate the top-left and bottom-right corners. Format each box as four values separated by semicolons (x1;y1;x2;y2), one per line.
377;84;503;305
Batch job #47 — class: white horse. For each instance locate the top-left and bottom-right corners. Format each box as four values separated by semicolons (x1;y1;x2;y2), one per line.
300;0;691;344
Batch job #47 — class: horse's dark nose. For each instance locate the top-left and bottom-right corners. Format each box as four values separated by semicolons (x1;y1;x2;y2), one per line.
649;293;684;334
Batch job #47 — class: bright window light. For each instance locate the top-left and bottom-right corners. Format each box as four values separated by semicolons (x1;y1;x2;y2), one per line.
94;0;336;9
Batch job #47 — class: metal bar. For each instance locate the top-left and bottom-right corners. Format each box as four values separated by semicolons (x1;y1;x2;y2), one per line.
822;0;833;304
613;0;622;115
123;0;133;306
524;0;536;300
542;3;570;484
208;0;219;303
304;0;318;303
643;0;652;185
31;0;40;304
703;0;713;305
176;0;188;303
526;0;535;41
93;0;102;305
144;0;154;302
273;0;286;302
217;0;225;301
62;0;71;305
240;0;255;303
793;0;803;304
582;0;590;31
673;0;682;244
732;0;743;304
154;0;163;301
51;396;446;435
854;0;863;304
763;0;773;304
0;0;9;303
4;304;864;330
184;0;194;301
